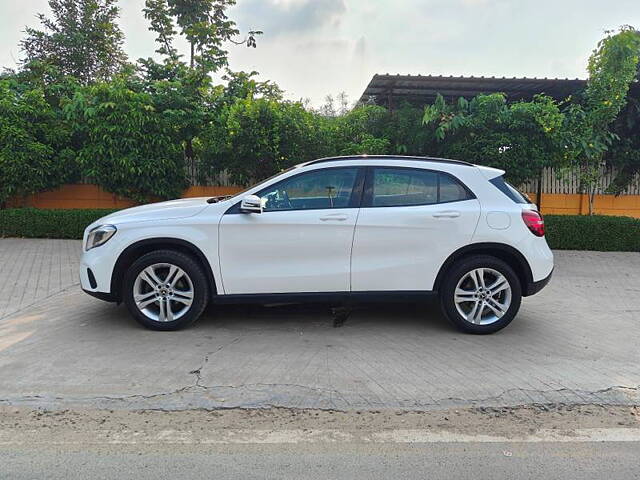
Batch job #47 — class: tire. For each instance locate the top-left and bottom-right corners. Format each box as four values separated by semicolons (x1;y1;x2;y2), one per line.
439;255;522;334
123;249;209;331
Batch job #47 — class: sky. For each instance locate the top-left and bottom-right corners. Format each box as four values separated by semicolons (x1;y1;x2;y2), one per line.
1;0;639;106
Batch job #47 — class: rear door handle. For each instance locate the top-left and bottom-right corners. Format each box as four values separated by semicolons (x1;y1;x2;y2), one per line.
433;211;461;218
320;214;348;221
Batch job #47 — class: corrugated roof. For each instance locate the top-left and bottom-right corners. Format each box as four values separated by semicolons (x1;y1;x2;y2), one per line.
358;73;591;106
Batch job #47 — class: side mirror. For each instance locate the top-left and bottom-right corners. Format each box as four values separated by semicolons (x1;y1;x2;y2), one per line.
240;195;263;214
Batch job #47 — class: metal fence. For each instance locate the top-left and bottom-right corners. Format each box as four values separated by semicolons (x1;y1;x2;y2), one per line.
519;167;640;195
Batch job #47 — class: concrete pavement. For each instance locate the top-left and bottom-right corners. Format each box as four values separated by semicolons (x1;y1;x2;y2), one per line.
0;238;80;319
0;239;638;411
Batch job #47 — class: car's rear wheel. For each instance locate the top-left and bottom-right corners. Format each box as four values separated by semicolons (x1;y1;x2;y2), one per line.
123;250;209;331
439;255;522;334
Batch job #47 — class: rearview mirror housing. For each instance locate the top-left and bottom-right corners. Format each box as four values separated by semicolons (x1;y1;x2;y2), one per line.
240;195;263;213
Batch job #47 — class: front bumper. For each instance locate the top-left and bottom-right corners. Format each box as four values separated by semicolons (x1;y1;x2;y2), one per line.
79;239;121;297
523;268;553;296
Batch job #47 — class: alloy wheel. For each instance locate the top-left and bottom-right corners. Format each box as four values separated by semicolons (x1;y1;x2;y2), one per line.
453;267;512;325
132;263;194;322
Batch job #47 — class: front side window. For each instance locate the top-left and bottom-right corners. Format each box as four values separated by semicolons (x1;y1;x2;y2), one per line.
258;168;359;212
369;168;472;207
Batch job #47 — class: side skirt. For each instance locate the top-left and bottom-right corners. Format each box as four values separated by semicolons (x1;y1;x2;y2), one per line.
212;291;437;305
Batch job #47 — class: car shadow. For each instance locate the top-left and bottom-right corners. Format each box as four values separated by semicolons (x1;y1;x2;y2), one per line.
199;297;453;333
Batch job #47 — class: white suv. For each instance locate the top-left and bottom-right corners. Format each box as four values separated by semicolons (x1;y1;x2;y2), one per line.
80;156;553;334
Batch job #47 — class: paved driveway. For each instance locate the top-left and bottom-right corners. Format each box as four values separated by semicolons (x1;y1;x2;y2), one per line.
0;239;638;411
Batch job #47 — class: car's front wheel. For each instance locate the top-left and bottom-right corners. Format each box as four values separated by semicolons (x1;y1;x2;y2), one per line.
439;255;522;334
123;250;209;331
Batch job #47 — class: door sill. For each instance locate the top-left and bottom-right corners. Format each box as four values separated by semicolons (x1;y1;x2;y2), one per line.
212;291;436;305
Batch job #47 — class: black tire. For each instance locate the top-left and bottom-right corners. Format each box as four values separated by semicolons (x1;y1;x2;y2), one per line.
123;249;209;331
439;255;522;334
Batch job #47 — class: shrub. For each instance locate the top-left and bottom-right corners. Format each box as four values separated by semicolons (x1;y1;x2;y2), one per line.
1;209;638;253
0;208;118;239
63;78;187;202
0;80;76;205
544;214;640;251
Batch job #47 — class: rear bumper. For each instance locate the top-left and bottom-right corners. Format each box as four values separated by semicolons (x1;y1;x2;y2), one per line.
523;268;553;297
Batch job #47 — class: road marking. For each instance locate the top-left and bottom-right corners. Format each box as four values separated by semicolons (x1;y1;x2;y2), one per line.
1;428;640;445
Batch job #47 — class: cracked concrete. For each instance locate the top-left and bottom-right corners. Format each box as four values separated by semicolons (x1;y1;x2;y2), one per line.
0;239;638;411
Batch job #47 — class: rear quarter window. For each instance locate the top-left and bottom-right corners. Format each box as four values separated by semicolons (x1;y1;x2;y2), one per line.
489;176;530;204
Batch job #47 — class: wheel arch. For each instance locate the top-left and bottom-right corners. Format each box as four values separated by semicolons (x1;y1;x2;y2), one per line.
110;237;217;302
433;243;533;294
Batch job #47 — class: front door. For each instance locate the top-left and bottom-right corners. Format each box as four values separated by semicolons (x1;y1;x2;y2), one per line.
219;167;364;294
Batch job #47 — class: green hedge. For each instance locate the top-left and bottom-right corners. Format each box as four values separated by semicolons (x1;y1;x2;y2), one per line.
0;209;639;252
0;208;118;239
544;214;640;251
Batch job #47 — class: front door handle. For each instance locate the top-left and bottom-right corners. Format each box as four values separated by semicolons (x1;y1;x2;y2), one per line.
433;211;461;218
320;214;348;221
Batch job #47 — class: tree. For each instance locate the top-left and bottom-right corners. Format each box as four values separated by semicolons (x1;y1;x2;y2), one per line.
606;93;640;194
563;26;640;214
0;80;76;206
21;0;127;84
331;105;392;155
201;97;327;184
64;77;187;201
143;0;261;75
422;93;565;186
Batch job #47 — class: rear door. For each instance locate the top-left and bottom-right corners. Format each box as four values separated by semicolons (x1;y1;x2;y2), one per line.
219;166;364;294
350;166;480;292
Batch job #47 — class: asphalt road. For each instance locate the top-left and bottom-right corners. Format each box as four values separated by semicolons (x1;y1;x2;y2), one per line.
1;406;639;480
3;442;639;480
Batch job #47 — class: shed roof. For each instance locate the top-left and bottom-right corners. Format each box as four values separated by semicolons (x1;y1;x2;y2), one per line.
358;74;590;107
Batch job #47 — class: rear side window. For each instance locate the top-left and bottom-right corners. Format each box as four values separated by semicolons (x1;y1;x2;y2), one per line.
489;176;530;204
368;168;474;207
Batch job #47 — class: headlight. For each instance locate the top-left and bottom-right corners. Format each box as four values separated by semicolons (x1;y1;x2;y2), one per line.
85;225;117;251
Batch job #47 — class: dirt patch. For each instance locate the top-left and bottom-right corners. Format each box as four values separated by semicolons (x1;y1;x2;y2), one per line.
2;403;639;442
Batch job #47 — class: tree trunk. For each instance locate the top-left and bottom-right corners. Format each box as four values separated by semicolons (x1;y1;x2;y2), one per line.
190;42;194;68
536;170;543;211
589;187;596;216
185;138;195;185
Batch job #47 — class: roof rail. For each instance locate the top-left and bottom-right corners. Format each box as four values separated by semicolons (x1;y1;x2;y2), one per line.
303;155;474;167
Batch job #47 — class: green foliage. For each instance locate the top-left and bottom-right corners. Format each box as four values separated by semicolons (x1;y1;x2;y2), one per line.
422;93;565;185
330;105;392;155
3;14;640;216
202;97;328;184
563;27;640;211
3;207;639;253
606;86;640;194
545;214;640;251
64;77;187;201
21;0;127;85
143;0;260;75
0;80;76;205
0;208;117;239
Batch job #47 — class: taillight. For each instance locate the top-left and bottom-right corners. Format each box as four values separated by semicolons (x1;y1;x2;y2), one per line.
522;210;545;237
